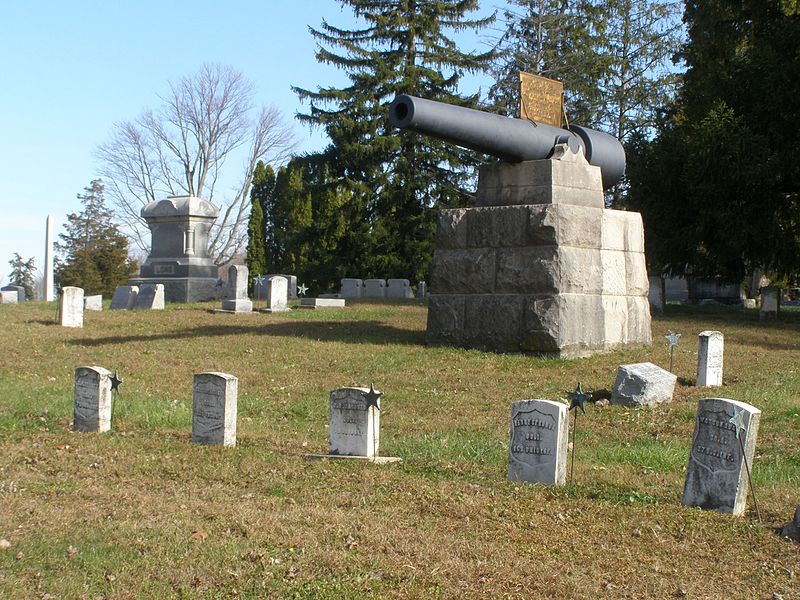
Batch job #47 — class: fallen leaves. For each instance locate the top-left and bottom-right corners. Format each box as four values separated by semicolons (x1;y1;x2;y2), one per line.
188;529;208;542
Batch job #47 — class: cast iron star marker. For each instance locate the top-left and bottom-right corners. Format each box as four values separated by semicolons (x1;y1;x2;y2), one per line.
567;383;590;414
362;384;382;411
254;274;265;286
214;278;224;288
110;371;123;394
729;406;745;439
665;330;681;348
297;284;308;296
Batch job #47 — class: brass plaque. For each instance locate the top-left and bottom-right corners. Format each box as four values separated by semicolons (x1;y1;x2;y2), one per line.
519;72;563;127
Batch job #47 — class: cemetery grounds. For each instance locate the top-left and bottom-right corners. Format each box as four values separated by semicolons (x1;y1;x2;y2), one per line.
0;300;798;599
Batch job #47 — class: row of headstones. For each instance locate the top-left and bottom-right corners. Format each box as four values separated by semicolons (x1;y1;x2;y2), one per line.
220;266;290;313
340;278;426;299
73;364;753;516
109;284;165;311
56;285;163;328
649;276;783;319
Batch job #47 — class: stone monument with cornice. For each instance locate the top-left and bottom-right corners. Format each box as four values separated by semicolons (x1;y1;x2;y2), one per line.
129;195;219;303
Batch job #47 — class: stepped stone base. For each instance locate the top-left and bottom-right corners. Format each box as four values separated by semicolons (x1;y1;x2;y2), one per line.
426;154;651;358
129;277;218;303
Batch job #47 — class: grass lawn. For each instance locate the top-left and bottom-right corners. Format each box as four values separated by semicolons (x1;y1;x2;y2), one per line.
0;299;798;599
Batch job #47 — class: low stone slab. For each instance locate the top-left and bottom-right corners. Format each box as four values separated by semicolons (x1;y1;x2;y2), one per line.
73;366;112;433
134;284;164;310
508;399;568;485
611;362;677;407
192;372;237;447
110;286;139;310
682;398;760;516
84;295;103;311
0;291;18;304
304;454;402;464
299;298;346;309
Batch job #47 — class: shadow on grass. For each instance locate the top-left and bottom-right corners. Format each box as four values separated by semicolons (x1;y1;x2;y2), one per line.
69;320;425;347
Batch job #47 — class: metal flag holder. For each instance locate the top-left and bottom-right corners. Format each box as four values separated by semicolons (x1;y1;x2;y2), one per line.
567;383;591;485
729;407;761;522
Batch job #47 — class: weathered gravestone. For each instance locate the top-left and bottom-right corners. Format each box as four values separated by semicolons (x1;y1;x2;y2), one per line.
0;290;18;304
220;265;253;312
682;398;760;516
134;283;165;310
73;366;112;433
760;286;780;320
340;279;364;298
1;285;25;301
299;298;346;309
611;362;677;407
58;287;84;327
263;276;290;312
417;281;427;298
648;275;664;313
387;279;414;299
84;295;103;311
364;279;387;298
110;285;139;310
508;399;568;485
192;372;238;447
696;331;724;387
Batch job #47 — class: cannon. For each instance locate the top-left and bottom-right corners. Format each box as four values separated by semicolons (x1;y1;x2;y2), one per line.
388;94;625;189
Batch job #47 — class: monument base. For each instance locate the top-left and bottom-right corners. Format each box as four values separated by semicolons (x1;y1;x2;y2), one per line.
128;277;218;303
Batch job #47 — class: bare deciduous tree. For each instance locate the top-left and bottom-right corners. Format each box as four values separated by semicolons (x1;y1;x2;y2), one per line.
97;63;297;265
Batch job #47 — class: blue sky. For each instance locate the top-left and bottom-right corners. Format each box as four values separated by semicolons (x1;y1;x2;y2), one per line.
0;0;495;284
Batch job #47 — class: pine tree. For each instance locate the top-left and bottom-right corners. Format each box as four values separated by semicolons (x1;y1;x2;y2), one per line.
55;180;138;296
246;161;271;290
7;253;36;300
292;0;494;282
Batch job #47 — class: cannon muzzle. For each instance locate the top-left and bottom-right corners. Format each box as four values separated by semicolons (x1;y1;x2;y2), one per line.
389;94;625;189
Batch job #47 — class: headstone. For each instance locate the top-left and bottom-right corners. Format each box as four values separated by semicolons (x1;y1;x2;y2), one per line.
299;298;346;309
760;286;780;320
681;398;761;516
221;265;253;312
84;295;103;311
743;298;757;309
386;279;414;299
0;291;18;304
611;362;677;408
416;281;427;298
45;215;55;301
286;275;298;300
110;286;139;310
73;366;112;433
364;279;387;298
329;387;380;457
1;285;25;301
264;276;290;312
696;331;724;387
507;399;568;485
58;287;84;327
192;372;238;447
340;279;364;298
648;275;664;312
134;283;165;310
780;506;800;542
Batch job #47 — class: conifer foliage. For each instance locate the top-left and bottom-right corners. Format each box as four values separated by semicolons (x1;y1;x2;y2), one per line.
7;253;36;300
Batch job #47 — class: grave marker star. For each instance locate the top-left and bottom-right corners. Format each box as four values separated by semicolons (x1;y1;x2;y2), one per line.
297;284;308;297
253;274;266;301
566;383;591;484
109;370;122;426
729;406;761;522
362;384;383;460
665;330;681;373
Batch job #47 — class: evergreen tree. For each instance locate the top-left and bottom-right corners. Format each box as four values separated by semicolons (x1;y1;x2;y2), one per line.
55;180;138;296
7;253;35;300
246;161;271;290
292;0;494;282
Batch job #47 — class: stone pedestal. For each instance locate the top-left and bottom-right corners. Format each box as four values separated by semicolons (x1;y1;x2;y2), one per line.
426;150;651;357
130;195;219;303
220;265;253;312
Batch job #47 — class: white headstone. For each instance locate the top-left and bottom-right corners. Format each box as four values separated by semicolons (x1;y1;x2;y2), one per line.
329;387;379;457
221;265;253;312
134;283;165;310
696;331;724;387
1;285;25;301
73;366;112;433
110;286;139;310
192;372;238;447
44;215;55;302
58;287;84;327
682;398;760;516
648;275;664;312
611;362;677;407
364;279;387;298
84;295;103;311
265;276;290;312
340;279;364;298
0;291;18;304
760;286;780;320
508;399;568;485
416;281;427;298
386;279;413;299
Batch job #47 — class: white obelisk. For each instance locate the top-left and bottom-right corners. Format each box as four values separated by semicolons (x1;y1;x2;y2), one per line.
44;215;55;302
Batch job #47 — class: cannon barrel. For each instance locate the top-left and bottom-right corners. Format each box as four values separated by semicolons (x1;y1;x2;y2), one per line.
388;94;625;189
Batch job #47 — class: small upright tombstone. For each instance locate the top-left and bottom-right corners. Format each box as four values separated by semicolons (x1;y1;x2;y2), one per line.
285;275;298;300
73;366;112;433
386;279;414;299
58;287;84;327
508;399;568;485
364;279;387;298
84;295;103;311
264;276;290;312
192;372;238;447
696;331;724;387
1;285;25;301
648;275;664;312
682;397;761;516
0;290;18;304
110;285;139;310
329;387;380;458
340;279;364;298
611;362;677;407
134;283;165;310
221;265;253;312
760;286;780;320
416;281;427;298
